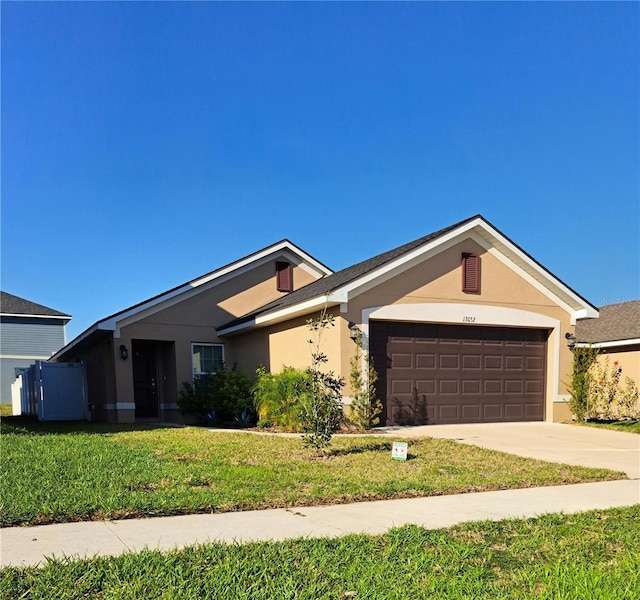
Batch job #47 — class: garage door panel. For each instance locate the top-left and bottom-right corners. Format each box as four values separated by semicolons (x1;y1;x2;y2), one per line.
462;405;481;419
439;354;459;369
390;380;412;395
416;379;436;394
439;380;459;395
525;404;543;418
483;404;503;419
416;354;436;369
371;321;547;426
462;355;481;369
484;356;503;369
391;353;413;369
504;404;524;418
505;356;524;370
526;356;544;370
505;380;523;394
462;380;481;394
484;380;503;394
439;405;459;420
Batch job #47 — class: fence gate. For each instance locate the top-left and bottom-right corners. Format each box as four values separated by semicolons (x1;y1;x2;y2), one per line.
13;361;87;421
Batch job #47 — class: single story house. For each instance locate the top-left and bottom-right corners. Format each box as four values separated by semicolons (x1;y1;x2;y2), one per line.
576;300;640;387
52;215;598;425
1;292;71;405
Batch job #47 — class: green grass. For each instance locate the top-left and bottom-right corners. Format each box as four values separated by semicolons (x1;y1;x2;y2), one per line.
579;420;640;434
0;403;13;418
2;505;639;599
1;418;625;527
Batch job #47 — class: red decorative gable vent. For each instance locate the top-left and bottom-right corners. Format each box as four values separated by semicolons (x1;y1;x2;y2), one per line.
462;253;480;293
276;261;292;292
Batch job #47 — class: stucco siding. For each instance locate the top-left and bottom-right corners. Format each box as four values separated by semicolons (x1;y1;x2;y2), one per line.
136;258;318;330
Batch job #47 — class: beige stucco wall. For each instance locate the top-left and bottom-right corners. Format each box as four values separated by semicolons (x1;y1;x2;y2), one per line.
231;311;342;377
136;257;317;330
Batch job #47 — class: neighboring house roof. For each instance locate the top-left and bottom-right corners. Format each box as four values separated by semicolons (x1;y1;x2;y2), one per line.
576;300;640;347
0;291;71;320
218;215;598;335
52;239;332;360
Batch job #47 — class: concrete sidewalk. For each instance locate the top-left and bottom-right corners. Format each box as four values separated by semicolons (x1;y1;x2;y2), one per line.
2;479;638;568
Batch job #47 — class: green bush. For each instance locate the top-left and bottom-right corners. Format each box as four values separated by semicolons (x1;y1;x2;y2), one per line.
177;365;254;423
566;346;600;421
586;357;640;420
252;366;312;432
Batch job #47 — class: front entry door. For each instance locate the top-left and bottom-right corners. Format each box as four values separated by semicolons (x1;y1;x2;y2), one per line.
132;342;158;418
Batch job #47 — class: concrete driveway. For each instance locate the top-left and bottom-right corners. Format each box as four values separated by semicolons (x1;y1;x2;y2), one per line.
381;422;640;479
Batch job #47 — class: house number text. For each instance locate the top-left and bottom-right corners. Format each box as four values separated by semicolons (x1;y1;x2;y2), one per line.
462;316;476;323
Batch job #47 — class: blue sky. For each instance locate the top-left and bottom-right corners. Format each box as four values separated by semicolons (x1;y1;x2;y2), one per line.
2;2;638;341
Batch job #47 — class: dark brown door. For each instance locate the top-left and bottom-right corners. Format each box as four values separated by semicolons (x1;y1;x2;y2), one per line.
132;342;158;418
370;322;547;426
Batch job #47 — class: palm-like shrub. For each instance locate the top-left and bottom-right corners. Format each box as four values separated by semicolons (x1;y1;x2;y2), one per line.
253;366;312;431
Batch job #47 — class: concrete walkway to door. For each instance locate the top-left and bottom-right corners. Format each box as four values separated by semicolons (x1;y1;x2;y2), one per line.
380;422;640;479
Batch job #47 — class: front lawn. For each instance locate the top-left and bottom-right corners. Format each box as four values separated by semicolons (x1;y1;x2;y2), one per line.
2;505;638;599
1;419;625;527
579;420;640;434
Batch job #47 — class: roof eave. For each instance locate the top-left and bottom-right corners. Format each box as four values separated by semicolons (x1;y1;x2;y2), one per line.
218;294;344;336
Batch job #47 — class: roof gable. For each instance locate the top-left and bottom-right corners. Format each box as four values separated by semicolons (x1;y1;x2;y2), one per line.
218;215;598;335
53;240;331;359
0;291;71;320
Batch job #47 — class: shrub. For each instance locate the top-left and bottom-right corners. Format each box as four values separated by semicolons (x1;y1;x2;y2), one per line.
586;358;640;421
566;346;600;421
253;366;312;432
348;329;383;431
299;310;345;451
177;364;254;423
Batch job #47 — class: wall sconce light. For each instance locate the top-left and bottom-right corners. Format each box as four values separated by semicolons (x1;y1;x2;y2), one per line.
119;344;129;360
564;332;576;350
348;322;360;341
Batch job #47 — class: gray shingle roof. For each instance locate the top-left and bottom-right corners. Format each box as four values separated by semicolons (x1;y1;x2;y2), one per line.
219;215;482;330
576;300;640;343
0;291;71;318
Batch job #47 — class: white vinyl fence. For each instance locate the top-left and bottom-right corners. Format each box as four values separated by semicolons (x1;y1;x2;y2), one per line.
11;361;88;420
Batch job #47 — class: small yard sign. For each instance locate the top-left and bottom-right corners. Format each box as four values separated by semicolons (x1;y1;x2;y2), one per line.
391;441;408;461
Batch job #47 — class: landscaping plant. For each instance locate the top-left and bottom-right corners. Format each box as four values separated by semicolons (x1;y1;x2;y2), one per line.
253;365;312;431
299;308;345;451
348;329;383;430
565;346;600;421
177;364;253;423
586;357;639;421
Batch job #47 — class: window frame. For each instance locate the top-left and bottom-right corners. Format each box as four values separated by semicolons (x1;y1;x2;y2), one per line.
191;343;225;378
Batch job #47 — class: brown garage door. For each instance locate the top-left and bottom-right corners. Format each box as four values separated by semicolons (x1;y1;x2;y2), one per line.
370;321;548;426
